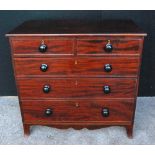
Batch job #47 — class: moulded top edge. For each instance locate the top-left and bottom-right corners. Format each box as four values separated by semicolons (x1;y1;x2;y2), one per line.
5;33;147;37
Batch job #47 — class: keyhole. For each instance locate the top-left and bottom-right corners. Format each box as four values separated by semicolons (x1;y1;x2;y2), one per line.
75;80;78;86
75;103;79;107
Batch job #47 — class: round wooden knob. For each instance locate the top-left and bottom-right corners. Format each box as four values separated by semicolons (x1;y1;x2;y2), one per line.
45;108;53;116
104;64;112;72
39;44;47;53
104;40;113;52
40;64;48;72
102;107;109;117
43;85;51;93
103;86;111;94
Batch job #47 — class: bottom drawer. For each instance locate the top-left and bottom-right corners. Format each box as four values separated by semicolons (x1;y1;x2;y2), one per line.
21;99;135;124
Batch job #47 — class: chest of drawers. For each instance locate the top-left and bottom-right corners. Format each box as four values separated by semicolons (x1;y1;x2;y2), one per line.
6;20;146;138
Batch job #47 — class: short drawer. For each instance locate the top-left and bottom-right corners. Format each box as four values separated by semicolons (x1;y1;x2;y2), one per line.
77;38;141;55
22;99;134;123
17;78;137;99
11;38;74;55
14;57;139;77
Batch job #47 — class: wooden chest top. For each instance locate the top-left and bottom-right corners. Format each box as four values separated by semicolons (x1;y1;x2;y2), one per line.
6;19;146;36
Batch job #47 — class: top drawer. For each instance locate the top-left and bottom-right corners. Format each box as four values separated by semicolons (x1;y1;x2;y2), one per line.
77;38;142;55
11;38;74;55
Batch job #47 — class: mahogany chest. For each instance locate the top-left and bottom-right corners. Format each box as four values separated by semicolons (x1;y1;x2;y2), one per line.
6;20;147;138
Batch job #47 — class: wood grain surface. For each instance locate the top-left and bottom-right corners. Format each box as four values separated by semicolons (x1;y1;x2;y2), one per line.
22;99;134;123
17;78;137;99
11;38;74;55
77;38;141;55
14;57;139;77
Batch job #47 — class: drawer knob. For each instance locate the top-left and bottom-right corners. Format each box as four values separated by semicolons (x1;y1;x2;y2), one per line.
103;86;111;94
45;108;53;116
104;40;113;52
43;85;51;93
40;64;48;72
104;64;112;72
39;44;47;53
102;107;109;117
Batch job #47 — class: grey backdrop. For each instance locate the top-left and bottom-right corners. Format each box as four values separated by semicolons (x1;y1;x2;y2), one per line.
0;10;154;96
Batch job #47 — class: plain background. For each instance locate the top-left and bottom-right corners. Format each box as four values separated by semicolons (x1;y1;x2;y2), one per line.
0;10;154;96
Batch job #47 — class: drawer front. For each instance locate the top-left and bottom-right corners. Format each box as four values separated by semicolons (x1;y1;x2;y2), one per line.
22;99;134;123
17;78;137;99
14;58;74;77
11;39;74;55
77;39;141;55
14;57;139;77
75;57;139;77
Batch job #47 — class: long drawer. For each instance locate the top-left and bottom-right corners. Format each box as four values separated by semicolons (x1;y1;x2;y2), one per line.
22;99;134;124
14;57;139;77
17;78;137;99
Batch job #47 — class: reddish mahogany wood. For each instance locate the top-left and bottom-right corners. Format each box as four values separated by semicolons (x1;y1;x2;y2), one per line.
24;124;133;136
6;20;146;36
74;57;139;77
6;19;146;137
23;124;30;136
77;38;141;55
21;99;134;123
14;57;139;77
14;57;74;77
11;38;74;55
17;78;137;99
126;125;133;138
